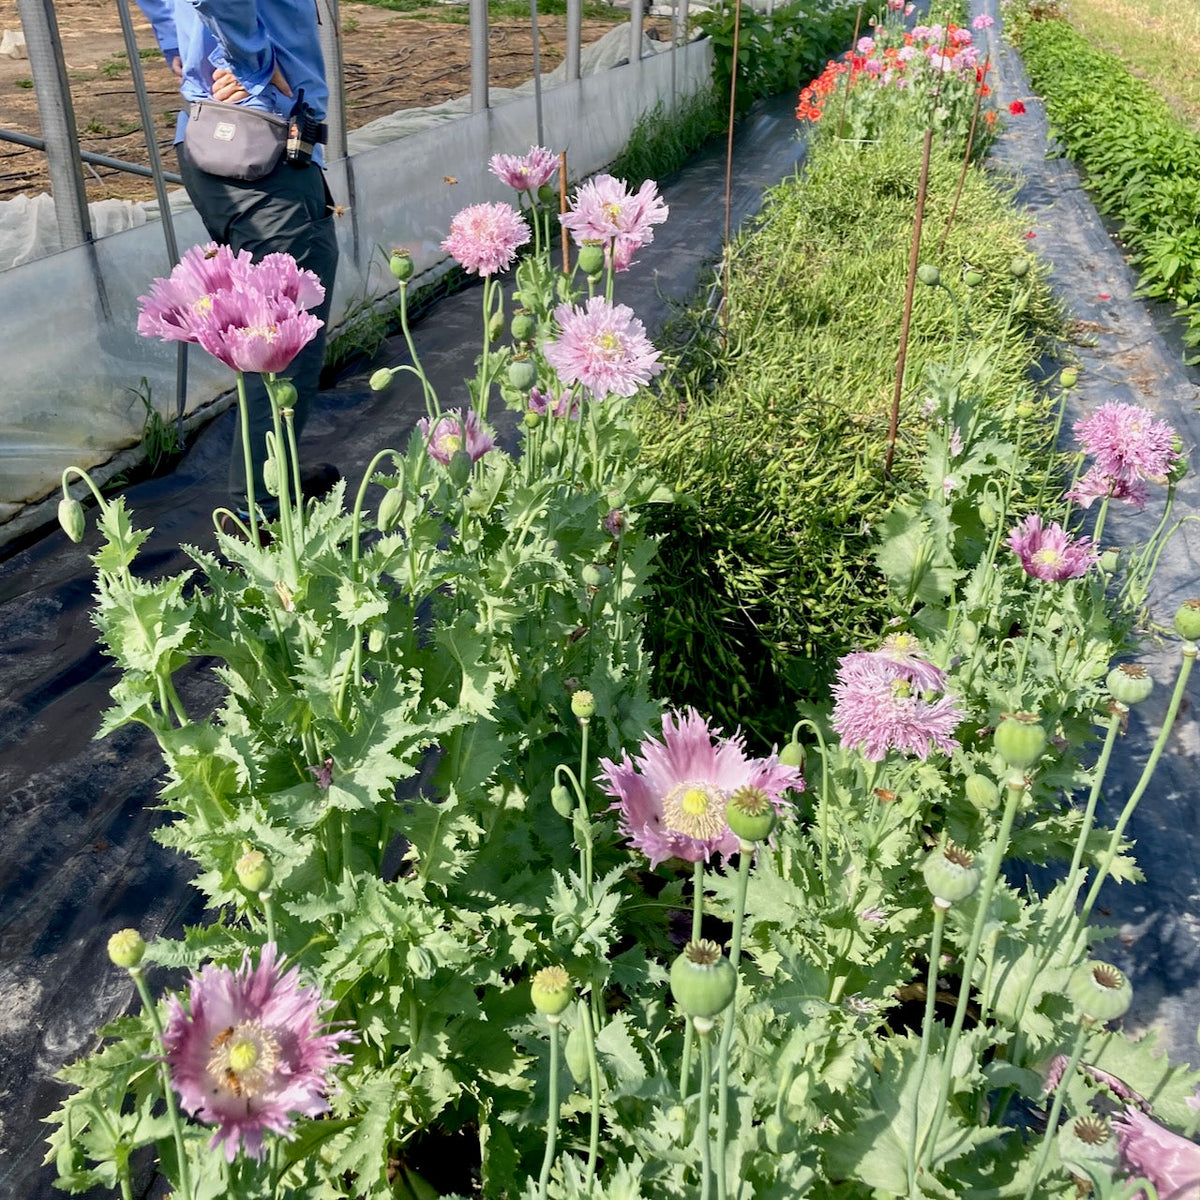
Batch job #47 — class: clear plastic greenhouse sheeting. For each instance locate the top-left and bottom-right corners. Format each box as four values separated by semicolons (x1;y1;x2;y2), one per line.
0;33;711;538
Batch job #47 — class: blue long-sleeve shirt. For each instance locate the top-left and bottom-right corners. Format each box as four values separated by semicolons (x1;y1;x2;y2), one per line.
137;0;329;140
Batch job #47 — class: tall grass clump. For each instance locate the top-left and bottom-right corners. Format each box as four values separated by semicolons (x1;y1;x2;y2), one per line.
608;90;725;190
638;118;1063;743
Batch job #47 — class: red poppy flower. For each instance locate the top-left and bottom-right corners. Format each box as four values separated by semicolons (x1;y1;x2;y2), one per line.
1009;100;1027;115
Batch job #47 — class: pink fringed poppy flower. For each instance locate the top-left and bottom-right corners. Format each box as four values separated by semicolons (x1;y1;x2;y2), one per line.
543;296;663;399
1008;513;1098;581
441;202;530;276
1069;402;1181;511
598;708;802;868
839;633;947;695
163;943;351;1162
560;174;668;270
417;408;495;464
138;244;325;375
489;145;559;192
831;647;963;762
1115;1109;1200;1200
528;386;579;420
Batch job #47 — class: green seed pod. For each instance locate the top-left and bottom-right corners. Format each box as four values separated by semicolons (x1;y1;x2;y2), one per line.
778;741;805;769
1099;547;1120;574
377;486;406;532
508;357;537;391
523;410;541;430
272;380;298;409
542;441;562;469
1060;367;1079;389
1174;598;1200;642
725;785;777;843
1014;399;1036;420
922;841;981;907
582;563;611;588
235;847;273;894
510;311;536;342
369;367;394;392
963;269;983;288
916;263;941;287
389;251;414;281
1068;960;1132;1023
537;183;557;206
1009;256;1030;278
1107;662;1153;707
107;928;146;969
564;1020;590;1086
994;713;1047;770
1058;1115;1119;1176
57;496;85;543
670;940;737;1020
571;690;596;720
531;965;573;1016
487;310;505;343
448;449;473;489
550;783;574;819
577;242;606;277
964;773;1000;812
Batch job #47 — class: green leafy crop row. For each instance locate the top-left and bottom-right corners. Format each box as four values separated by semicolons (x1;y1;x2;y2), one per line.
1018;17;1200;358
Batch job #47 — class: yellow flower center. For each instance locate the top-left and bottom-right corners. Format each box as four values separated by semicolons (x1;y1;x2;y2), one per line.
438;432;464;454
1032;547;1063;568
662;782;728;841
596;331;622;357
207;1020;280;1099
603;201;623;221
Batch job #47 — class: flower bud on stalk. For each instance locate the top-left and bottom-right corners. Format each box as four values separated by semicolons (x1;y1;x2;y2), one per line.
272;380;297;409
922;842;981;909
778;741;805;769
964;773;1000;812
550;783;574;819
369;367;394;392
377;486;406;532
1174;598;1200;643
368;627;386;653
263;455;280;497
487;310;505;343
58;497;85;543
107;928;146;970
670;940;737;1023
448;450;473;489
994;713;1047;770
1098;547;1120;574
917;263;941;287
508;357;537;392
1068;961;1132;1023
531;965;573;1018
1107;663;1153;707
571;690;595;720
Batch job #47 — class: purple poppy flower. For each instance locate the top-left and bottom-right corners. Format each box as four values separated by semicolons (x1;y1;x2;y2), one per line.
559;175;668;259
598;708;802;868
163;943;351;1162
136;242;256;343
417;408;495;465
1008;513;1098;581
543;296;662;399
1115;1109;1200;1200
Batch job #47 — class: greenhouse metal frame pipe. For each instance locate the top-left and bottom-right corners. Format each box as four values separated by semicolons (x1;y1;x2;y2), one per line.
0;128;183;184
470;0;489;112
530;0;544;145
319;0;348;162
566;0;582;81
17;0;92;249
630;0;643;65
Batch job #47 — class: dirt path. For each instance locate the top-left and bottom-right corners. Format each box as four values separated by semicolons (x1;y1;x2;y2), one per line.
0;0;665;203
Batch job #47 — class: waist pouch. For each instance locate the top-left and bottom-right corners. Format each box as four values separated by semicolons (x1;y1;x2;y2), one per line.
184;99;287;181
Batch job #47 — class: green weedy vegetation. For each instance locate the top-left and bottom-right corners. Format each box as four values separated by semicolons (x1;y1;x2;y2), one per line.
1017;16;1200;360
638;119;1063;743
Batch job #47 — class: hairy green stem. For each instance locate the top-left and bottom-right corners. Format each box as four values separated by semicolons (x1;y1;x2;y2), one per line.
538;1018;561;1200
1021;1021;1089;1200
698;1022;714;1200
680;860;706;1096
234;373;260;544
580;999;601;1176
907;903;948;1197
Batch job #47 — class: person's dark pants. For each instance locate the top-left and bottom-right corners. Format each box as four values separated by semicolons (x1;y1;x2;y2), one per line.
177;145;339;509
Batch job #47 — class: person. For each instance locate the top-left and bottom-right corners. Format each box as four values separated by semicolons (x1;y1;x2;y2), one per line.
137;0;340;519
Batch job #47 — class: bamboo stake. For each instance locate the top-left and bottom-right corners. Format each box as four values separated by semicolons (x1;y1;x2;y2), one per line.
938;57;990;255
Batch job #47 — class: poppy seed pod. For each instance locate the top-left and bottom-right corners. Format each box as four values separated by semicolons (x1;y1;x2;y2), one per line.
917;263;941;287
1009;256;1030;278
1174;598;1200;642
507;357;537;392
571;690;595;720
107;928;146;969
577;242;606;277
510;311;535;342
671;940;736;1020
389;251;414;281
235;847;273;895
1060;367;1079;388
1068;960;1132;1023
1107;663;1153;707
994;713;1047;770
725;785;777;843
922;841;981;907
531;965;573;1017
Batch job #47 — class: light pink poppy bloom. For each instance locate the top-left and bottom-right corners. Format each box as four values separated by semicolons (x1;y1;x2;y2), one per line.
163;943;351;1162
489;145;559;192
417;408;495;465
543;296;662;399
559;174;668;253
441;202;530;276
136;242;256;343
1008;513;1098;581
1115;1109;1200;1200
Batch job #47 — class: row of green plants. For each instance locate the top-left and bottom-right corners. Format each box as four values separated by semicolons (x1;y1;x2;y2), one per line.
1012;8;1200;360
637;59;1060;743
42;7;1200;1198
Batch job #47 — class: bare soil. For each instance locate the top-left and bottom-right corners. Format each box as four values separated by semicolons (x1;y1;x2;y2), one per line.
0;0;667;203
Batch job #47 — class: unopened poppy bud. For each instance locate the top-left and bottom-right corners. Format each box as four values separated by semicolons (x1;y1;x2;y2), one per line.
487;310;505;343
448;450;472;489
582;563;611;588
994;713;1047;769
537;183;556;206
1098;547;1120;574
960;618;980;646
670;939;736;1020
107;928;146;969
58;497;85;543
1174;598;1200;642
577;242;606;277
510;311;535;342
964;773;1000;811
523;411;541;429
370;367;394;392
571;690;595;720
922;841;981;907
1068;960;1132;1023
377;487;405;532
368;627;385;653
389;250;414;281
564;1021;590;1085
531;965;573;1017
963;269;983;287
508;357;537;391
778;741;805;769
1107;663;1153;706
272;380;298;409
978;499;998;527
550;783;574;818
235;846;273;894
917;263;940;287
1009;256;1030;278
263;455;280;497
1060;367;1078;388
542;441;561;468
726;785;777;843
